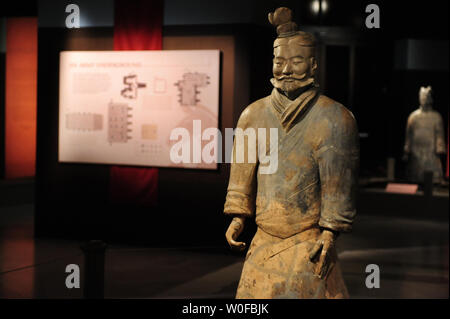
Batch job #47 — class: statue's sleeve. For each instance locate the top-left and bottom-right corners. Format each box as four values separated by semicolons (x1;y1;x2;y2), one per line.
224;108;258;218
404;114;414;154
315;106;359;233
435;113;446;154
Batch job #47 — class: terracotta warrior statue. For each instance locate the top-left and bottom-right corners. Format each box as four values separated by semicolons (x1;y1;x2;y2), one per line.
224;7;359;299
404;86;446;184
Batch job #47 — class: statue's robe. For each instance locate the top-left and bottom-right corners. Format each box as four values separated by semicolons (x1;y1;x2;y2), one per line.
224;86;359;299
404;107;446;183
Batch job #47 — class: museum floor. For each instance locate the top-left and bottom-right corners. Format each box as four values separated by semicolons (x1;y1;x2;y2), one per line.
0;179;448;299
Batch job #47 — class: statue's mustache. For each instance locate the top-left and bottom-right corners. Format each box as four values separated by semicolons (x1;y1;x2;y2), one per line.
275;74;307;81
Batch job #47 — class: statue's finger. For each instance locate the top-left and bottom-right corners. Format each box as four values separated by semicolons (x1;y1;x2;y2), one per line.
225;231;236;245
314;256;324;276
318;241;333;278
318;261;329;279
309;242;322;261
315;246;329;276
229;238;246;249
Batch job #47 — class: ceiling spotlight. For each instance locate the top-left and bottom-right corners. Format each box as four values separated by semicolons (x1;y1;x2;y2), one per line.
322;0;328;12
311;0;320;14
311;0;329;15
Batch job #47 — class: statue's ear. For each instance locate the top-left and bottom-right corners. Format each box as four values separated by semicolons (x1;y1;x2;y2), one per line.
268;12;274;25
310;57;318;75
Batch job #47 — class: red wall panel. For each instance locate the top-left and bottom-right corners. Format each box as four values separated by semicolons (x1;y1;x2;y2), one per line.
109;0;163;206
5;18;37;178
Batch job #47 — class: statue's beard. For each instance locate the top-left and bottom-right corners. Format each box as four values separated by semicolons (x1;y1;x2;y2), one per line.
271;75;314;95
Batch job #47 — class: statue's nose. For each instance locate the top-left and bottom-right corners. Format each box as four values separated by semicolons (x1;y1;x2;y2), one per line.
282;62;293;75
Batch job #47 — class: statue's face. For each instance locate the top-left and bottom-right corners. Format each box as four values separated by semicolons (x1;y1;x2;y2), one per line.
419;88;433;106
272;41;317;94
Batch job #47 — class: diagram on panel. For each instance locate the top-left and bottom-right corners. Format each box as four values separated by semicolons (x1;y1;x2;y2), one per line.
108;101;132;144
121;74;147;99
174;72;210;106
138;142;162;157
141;124;158;140
153;77;166;93
65;112;103;131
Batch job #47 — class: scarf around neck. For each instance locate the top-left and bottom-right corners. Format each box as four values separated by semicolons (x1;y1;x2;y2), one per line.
270;85;319;131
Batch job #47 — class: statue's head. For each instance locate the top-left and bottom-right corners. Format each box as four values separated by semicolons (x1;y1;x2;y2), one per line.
419;86;433;106
269;7;317;96
419;86;433;107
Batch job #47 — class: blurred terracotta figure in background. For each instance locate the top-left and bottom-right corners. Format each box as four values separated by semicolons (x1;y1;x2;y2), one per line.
224;7;359;299
404;86;446;184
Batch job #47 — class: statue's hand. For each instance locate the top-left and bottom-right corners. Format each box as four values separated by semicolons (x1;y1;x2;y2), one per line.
402;153;409;162
309;229;337;279
225;217;246;251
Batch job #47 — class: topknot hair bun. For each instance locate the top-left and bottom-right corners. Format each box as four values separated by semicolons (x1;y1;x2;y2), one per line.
268;7;298;37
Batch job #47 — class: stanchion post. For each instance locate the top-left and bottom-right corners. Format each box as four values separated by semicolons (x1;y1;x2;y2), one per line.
80;240;107;299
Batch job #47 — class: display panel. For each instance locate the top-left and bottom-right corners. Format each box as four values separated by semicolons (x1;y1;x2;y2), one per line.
59;50;220;169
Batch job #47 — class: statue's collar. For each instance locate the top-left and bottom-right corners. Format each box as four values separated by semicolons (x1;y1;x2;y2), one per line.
270;86;319;131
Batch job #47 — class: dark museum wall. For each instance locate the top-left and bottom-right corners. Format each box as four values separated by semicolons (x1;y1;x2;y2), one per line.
1;0;448;245
35;27;113;241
